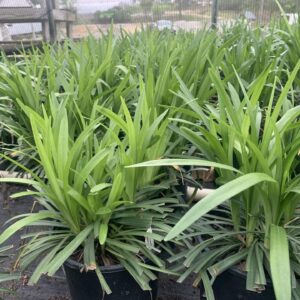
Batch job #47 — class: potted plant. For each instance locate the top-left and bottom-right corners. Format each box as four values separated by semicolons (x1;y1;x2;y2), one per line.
132;62;300;299
0;94;182;300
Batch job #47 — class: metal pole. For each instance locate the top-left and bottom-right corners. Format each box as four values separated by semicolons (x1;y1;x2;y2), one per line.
211;0;218;29
66;22;71;38
45;0;56;42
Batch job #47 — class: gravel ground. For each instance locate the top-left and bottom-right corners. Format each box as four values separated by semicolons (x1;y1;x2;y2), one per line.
0;184;199;300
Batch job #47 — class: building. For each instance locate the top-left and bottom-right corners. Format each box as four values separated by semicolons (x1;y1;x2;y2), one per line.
0;0;42;41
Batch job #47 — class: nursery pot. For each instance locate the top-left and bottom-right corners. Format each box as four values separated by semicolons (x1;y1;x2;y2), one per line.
200;267;275;300
64;259;158;300
0;159;10;171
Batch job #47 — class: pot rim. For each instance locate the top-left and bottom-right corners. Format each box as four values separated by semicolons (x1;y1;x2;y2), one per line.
64;257;127;273
229;265;273;285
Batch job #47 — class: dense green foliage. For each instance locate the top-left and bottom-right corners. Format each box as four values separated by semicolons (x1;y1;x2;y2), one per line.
0;19;300;299
1;21;299;172
131;19;300;300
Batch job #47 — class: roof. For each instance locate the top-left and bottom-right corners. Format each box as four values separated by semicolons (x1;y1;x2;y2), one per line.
0;0;33;7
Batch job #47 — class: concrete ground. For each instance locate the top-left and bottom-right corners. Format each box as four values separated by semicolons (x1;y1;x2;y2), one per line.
0;184;199;300
70;19;223;38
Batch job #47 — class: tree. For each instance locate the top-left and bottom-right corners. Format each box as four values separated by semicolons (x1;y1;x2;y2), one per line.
140;0;154;16
30;0;42;6
175;0;183;18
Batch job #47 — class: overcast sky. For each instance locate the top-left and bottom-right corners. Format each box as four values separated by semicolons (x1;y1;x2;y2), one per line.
75;0;134;14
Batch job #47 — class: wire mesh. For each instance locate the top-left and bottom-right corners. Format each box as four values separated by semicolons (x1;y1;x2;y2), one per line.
71;0;300;38
0;0;299;42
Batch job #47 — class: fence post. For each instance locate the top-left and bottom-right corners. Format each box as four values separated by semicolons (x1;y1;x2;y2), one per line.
55;0;65;40
259;0;265;24
45;0;56;42
211;0;218;28
41;0;49;42
66;20;73;38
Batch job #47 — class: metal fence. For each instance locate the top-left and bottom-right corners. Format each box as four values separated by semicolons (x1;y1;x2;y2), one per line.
0;0;299;43
70;0;300;38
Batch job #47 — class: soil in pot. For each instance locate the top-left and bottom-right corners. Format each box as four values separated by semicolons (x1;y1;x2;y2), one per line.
200;267;275;300
64;259;158;300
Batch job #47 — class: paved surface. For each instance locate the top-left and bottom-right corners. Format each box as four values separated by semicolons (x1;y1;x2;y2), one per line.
0;184;199;300
71;21;210;38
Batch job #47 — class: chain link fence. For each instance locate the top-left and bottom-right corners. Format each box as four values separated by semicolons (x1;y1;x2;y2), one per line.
0;0;299;42
69;0;300;38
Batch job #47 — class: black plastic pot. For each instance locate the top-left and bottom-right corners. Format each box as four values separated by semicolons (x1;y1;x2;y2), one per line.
0;159;10;171
200;267;275;300
64;259;158;300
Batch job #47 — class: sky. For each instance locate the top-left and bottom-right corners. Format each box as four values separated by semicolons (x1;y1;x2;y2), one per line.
74;0;134;14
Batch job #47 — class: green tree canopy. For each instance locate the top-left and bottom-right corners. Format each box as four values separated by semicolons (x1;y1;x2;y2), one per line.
140;0;154;15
